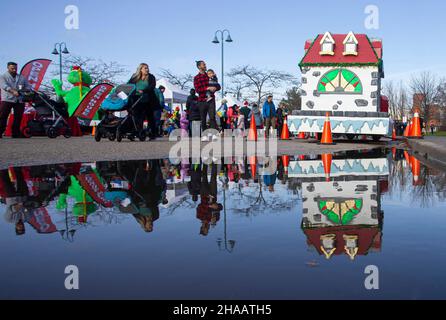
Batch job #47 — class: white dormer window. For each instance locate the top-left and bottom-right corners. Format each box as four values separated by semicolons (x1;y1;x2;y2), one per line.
343;31;358;56
319;32;335;56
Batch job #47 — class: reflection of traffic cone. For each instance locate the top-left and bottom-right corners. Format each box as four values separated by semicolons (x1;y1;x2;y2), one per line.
281;118;290;140
282;155;290;174
361;134;368;141
248;114;257;141
322;153;333;182
403;151;411;168
411;156;421;185
298;132;306;139
249;156;257;178
299;154;306;161
392;127;397;141
391;147;397;160
409;112;423;139
403;122;410;137
319;112;336;145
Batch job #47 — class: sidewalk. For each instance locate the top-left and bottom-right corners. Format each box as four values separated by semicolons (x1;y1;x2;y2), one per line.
407;136;446;167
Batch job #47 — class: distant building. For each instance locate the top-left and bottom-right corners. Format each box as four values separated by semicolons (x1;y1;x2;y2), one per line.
412;93;444;129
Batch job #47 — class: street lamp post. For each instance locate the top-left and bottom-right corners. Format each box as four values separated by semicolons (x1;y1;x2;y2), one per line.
212;30;233;98
52;42;70;83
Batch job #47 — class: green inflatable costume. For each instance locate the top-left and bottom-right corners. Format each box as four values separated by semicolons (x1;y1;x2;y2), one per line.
51;66;95;118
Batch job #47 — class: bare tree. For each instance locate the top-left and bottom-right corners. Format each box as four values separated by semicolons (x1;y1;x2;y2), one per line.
434;80;446;129
410;71;440;127
52;55;128;86
383;80;409;120
227;65;296;105
224;75;252;101
158;68;193;91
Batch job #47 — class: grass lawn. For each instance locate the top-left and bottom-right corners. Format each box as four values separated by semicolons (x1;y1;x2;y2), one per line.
427;131;446;137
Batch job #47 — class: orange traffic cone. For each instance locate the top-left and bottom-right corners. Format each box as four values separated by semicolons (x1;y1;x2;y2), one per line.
281;118;290;140
409;111;423;139
392;127;397;141
411;156;421;185
249;156;257;179
321;153;333;182
297;132;306;139
248;114;258;141
299;154;306;161
391;147;397;160
91;125;96;136
403;122;410;137
318;112;336;145
408;121;414;137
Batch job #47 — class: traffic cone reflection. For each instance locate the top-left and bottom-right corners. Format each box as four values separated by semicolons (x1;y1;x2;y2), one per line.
391;147;397;160
404;151;412;169
281;118;290;140
249;156;257;179
322;153;333;182
319;112;336;145
248;114;258;141
282;155;290;174
392;127;397;141
411;156;421;185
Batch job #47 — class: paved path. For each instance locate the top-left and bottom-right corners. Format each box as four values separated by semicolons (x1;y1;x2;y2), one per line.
407;136;446;168
0;136;396;169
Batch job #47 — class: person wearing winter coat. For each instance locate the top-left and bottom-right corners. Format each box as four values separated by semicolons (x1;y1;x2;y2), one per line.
262;95;276;138
248;104;263;129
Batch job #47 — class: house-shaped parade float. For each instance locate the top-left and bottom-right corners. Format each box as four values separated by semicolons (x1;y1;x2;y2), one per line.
288;32;391;140
288;149;388;260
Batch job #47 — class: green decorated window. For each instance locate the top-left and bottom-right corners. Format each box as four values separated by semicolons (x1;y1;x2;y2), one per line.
317;69;363;94
318;198;363;225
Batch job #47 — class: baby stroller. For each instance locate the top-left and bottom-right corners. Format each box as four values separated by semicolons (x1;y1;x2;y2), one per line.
95;84;146;142
21;90;71;139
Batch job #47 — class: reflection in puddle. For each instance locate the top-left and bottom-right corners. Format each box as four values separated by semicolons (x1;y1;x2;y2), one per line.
1;148;446;299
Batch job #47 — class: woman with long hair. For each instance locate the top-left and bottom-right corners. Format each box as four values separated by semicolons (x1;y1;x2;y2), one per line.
128;63;160;140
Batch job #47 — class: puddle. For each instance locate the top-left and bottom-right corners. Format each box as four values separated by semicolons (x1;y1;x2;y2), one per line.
0;148;445;299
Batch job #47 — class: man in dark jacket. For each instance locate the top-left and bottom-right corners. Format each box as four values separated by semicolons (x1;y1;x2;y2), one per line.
239;101;251;129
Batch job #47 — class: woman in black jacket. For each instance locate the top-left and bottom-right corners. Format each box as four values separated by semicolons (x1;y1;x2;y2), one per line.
128;63;161;140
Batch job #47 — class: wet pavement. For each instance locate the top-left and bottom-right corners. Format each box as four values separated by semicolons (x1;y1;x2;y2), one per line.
0;148;445;299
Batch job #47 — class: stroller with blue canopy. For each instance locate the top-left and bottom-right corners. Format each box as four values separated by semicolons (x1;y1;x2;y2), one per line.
95;84;146;142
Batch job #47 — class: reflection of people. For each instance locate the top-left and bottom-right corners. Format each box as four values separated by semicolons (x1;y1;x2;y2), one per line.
120;160;166;233
1;168;30;235
263;171;277;193
196;164;223;236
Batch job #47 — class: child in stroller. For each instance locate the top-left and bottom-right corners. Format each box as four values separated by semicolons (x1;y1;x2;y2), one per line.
95;84;146;142
20;90;72;139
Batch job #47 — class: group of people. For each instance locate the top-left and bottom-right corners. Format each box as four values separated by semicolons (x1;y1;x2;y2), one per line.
1;156;290;237
0;59;289;139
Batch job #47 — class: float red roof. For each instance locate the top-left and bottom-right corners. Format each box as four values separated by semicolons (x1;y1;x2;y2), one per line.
300;33;382;67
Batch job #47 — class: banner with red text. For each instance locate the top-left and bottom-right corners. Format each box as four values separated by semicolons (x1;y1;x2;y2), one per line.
20;59;52;92
77;172;113;208
73;83;114;120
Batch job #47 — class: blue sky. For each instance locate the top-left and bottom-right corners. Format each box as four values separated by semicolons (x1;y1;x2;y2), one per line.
1;0;445;94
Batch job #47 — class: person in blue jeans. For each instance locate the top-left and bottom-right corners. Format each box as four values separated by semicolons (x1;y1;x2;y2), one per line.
262;95;276;138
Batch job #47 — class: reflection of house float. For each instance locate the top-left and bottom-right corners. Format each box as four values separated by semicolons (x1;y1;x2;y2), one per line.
288;32;391;140
288;151;389;260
